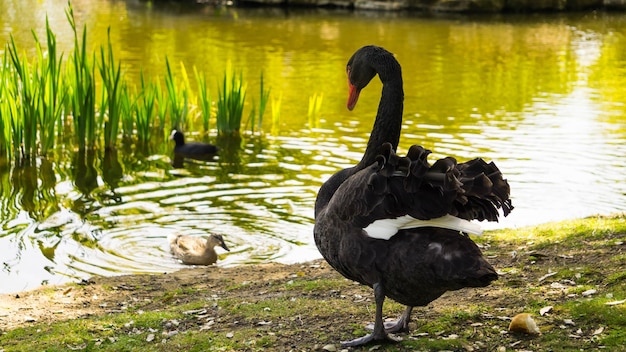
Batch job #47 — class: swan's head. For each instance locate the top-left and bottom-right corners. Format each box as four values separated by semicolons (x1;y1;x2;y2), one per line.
346;45;389;111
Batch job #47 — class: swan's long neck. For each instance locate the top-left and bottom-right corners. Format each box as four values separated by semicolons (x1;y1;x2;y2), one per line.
359;64;404;168
314;53;403;218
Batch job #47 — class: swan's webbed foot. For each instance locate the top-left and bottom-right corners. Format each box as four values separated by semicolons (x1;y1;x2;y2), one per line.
341;282;406;347
366;306;413;334
340;331;402;347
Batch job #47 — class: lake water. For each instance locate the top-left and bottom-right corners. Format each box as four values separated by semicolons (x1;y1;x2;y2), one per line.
1;0;625;293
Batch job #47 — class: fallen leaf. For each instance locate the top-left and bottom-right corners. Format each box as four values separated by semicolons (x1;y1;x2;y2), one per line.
66;343;87;350
539;306;553;316
146;334;155;342
563;319;575;326
226;332;234;338
605;299;626;306
164;330;178;338
582;289;596;296
593;327;604;335
199;321;214;331
550;282;569;289
322;344;336;351
538;271;558;282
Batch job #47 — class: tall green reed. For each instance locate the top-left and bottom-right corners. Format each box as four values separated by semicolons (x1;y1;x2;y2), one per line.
0;56;8;158
194;67;211;133
165;58;190;131
154;78;167;134
0;54;21;159
216;69;246;135
119;84;134;139
98;28;123;149
34;18;66;157
308;93;323;130
134;71;156;143
66;3;97;150
249;71;270;134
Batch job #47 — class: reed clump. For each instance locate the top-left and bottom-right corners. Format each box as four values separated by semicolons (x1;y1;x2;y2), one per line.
248;71;270;134
216;67;246;136
0;1;274;163
308;93;323;130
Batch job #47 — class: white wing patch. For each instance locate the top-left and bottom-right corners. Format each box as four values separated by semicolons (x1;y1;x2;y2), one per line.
363;214;483;240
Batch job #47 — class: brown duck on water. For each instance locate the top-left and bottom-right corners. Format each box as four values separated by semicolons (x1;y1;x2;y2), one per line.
169;233;230;265
314;45;513;347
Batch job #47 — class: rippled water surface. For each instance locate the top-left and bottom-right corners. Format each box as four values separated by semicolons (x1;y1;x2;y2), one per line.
1;0;625;293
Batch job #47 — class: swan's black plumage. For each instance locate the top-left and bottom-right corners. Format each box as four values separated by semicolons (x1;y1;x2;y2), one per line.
170;130;219;155
314;45;513;347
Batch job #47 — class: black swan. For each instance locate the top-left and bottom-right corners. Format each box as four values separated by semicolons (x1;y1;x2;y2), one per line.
170;129;219;155
314;45;513;347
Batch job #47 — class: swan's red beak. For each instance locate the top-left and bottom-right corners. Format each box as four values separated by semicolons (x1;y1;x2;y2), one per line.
347;83;360;111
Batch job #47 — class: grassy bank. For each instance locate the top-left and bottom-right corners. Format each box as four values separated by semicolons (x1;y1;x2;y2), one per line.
0;214;624;351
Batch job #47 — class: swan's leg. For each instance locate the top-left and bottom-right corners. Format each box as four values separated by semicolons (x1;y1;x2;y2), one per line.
365;305;413;333
341;283;402;347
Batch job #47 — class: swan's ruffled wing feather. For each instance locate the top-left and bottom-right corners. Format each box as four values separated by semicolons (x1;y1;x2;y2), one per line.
322;143;512;239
